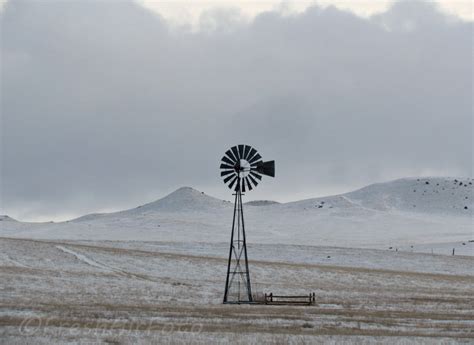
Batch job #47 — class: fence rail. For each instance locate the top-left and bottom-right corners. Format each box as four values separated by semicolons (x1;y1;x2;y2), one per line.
264;292;315;306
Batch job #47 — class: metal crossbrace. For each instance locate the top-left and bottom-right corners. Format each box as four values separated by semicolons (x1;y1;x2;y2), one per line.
223;183;252;303
227;244;249;295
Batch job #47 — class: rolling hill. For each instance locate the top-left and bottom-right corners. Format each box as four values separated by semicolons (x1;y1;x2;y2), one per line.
1;177;472;252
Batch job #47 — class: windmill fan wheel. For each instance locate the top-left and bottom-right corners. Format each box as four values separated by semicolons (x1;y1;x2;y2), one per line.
219;144;275;192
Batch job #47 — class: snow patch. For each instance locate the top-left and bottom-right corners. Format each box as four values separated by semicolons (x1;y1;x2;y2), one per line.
55;245;111;271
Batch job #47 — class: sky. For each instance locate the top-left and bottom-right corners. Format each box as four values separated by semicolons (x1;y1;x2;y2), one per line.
1;0;472;221
137;0;473;29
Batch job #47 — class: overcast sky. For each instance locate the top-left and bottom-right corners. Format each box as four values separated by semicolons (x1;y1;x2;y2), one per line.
1;0;472;221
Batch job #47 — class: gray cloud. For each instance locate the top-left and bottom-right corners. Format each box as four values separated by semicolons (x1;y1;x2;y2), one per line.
1;0;472;221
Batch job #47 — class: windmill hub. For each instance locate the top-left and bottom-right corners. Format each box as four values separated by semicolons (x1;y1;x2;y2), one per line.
236;159;250;177
220;145;275;304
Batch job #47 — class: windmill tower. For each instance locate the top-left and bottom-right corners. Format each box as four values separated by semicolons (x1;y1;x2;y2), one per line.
219;145;275;303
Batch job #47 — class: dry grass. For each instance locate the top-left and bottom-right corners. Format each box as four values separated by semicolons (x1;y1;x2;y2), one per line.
1;237;473;344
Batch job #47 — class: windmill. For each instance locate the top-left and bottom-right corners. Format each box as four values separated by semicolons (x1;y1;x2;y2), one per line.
219;145;275;303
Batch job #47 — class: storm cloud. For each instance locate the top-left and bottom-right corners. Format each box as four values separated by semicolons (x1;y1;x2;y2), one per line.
1;0;472;220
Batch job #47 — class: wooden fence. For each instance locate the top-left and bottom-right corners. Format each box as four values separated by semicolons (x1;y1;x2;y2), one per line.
264;292;315;306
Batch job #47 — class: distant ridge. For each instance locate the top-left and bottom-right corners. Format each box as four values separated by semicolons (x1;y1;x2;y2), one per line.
0;215;17;222
282;177;473;216
344;177;472;215
67;176;473;224
1;177;472;249
132;187;230;212
71;187;231;222
245;200;280;206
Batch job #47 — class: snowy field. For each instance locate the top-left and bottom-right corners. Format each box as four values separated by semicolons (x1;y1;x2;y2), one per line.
1;237;473;344
1;177;473;343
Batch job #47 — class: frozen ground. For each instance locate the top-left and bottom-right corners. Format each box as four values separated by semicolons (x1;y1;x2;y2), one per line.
1;177;472;343
0;237;473;344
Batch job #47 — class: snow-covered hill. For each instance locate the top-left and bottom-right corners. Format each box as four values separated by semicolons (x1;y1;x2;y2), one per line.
283;177;472;215
245;200;281;206
72;187;231;223
345;177;472;215
1;177;472;253
0;215;18;222
128;187;231;213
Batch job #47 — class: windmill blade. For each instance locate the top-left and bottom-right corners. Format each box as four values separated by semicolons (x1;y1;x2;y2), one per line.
247;174;259;187
247;148;257;162
243;145;251;160
223;174;236;183
238;145;245;160
220;163;234;170
228;176;238;189
225;149;238;163
248;153;262;164
255;160;275;177
245;177;253;191
221;170;234;177
250;171;262;180
231;146;240;161
241;178;246;192
221;155;235;166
